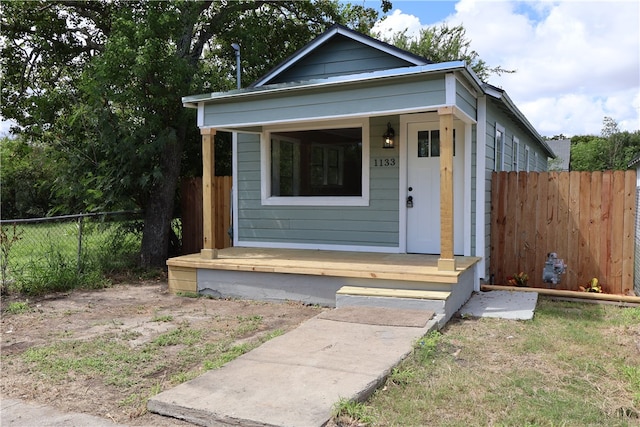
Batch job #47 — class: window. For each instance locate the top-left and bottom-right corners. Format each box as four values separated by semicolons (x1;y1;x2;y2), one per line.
512;136;519;171
417;129;456;158
524;146;530;172
495;124;505;171
266;124;367;205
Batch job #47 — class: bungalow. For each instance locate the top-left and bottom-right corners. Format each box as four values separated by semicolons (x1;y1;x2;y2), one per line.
169;24;554;323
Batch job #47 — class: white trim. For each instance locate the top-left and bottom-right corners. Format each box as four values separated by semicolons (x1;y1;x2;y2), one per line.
260;118;370;207
495;123;505;171
197;104;204;127
524;145;531;172
232;132;240;247
475;96;487;290
235;240;402;254
445;73;456;105
463;122;472;256
533;151;538;171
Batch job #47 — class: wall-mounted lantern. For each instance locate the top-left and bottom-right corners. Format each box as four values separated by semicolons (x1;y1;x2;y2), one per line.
382;122;395;149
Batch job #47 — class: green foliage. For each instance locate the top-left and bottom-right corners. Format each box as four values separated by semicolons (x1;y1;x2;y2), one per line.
5;301;31;315
332;398;376;425
1;1;382;267
570;117;640;171
379;24;514;81
0;136;66;218
414;330;441;365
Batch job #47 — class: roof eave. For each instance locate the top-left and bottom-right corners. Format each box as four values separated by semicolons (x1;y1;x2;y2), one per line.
483;83;555;158
182;61;469;105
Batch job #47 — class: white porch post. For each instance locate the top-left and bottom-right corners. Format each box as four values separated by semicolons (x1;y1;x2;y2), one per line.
201;127;218;259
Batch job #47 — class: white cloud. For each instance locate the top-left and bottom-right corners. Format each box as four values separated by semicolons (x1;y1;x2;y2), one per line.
372;9;423;39
375;0;640;136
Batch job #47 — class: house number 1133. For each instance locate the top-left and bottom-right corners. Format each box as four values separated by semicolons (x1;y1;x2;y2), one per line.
373;158;397;167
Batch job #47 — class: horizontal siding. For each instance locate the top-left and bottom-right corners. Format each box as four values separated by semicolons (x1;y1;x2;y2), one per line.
456;83;477;120
271;36;414;83
236;117;400;248
204;77;445;127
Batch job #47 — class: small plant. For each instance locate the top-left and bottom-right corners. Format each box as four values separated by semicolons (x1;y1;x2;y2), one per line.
579;277;602;293
332;398;375;426
414;331;441;365
507;272;529;287
5;301;30;314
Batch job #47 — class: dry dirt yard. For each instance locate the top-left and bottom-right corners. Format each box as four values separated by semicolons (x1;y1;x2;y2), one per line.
0;280;324;426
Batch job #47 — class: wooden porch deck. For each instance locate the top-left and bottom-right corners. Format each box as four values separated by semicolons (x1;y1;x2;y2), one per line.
167;247;480;294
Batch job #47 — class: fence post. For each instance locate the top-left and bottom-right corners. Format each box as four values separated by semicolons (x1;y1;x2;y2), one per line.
77;216;83;273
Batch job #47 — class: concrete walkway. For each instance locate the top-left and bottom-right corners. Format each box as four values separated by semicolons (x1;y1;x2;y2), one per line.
1;398;126;427
2;292;538;427
148;307;441;427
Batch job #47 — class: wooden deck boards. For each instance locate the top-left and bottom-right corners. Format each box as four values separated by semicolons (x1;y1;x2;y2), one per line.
167;247;480;284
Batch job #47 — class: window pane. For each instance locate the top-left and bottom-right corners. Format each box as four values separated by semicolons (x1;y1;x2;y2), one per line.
430;130;440;157
418;131;429;157
270;128;362;197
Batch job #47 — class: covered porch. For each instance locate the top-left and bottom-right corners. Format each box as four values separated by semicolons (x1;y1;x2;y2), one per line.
168;247;480;323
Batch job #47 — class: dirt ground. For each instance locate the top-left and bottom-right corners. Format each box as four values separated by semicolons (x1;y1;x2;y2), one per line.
0;280;325;426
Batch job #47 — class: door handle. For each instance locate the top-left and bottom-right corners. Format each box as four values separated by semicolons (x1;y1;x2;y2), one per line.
406;195;413;208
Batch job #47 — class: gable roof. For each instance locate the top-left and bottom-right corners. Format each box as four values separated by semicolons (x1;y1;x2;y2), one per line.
251;24;430;87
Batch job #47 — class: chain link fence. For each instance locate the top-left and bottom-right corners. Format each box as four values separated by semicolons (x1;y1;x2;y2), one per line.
1;211;143;295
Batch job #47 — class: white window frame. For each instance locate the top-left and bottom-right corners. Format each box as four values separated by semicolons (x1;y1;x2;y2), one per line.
533;151;538;172
512;136;519;171
495;123;505;171
261;118;370;206
524;145;530;172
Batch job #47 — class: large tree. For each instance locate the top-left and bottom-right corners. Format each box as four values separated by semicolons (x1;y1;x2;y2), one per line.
1;1;385;267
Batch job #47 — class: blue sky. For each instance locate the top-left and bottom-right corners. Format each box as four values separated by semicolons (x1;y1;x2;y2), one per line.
367;0;640;137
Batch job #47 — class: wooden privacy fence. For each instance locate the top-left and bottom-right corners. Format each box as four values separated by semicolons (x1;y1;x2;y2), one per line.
180;176;232;254
490;171;636;294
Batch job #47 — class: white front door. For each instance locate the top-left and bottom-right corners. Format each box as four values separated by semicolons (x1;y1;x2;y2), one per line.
406;121;464;254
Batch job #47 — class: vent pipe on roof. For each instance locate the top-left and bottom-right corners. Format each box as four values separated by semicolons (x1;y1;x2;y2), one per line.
231;43;241;89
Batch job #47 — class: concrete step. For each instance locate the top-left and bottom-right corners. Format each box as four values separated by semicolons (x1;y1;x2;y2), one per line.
335;286;451;325
336;286;451;300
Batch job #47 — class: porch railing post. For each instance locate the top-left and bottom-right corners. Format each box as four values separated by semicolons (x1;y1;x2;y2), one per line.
201;128;218;259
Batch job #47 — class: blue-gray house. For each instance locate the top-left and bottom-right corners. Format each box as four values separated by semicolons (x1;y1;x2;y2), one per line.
168;25;553;322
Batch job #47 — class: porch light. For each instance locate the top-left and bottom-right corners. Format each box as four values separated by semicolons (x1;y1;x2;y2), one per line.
382;122;395;149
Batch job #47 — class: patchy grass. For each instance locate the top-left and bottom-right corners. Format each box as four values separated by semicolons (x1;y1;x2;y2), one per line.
337;298;640;426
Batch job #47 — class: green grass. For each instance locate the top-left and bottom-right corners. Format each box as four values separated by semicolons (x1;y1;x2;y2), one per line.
348;299;640;427
4;301;31;314
1;220;141;295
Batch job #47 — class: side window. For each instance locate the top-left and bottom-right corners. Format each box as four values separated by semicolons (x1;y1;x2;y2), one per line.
512;136;519;171
524;146;530;172
495;124;505;171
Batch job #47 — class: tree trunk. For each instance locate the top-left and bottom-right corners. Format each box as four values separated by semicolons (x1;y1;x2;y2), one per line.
140;125;185;268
